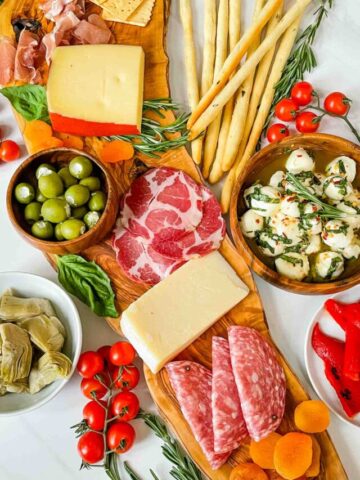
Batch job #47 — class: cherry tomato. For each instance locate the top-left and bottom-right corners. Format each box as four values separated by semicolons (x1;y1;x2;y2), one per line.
81;375;109;400
106;422;135;454
83;400;107;431
291;81;314;106
295;111;320;133
274;98;298;121
112;364;140;391
97;345;112;365
77;431;104;464
77;351;104;379
111;392;140;422
324;91;350;116
110;342;136;366
0;140;20;162
266;123;289;143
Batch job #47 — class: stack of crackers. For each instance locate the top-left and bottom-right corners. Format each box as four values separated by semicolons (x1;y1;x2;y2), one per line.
91;0;155;27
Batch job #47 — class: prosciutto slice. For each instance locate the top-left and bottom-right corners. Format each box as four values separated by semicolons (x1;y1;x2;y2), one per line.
42;10;80;63
0;37;16;85
73;14;112;45
14;30;45;84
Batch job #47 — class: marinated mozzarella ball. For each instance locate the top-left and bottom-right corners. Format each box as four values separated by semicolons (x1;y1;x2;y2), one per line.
240;210;264;238
301;203;322;235
322;220;354;250
337;190;360;215
342;242;360;260
304;235;322;255
325;156;356;182
312;172;326;197
275;253;310;281
315;251;344;280
269;170;285;191
256;230;286;257
283;171;316;195
243;184;280;217
280;195;301;217
270;212;303;245
285;148;314;174
323;175;353;201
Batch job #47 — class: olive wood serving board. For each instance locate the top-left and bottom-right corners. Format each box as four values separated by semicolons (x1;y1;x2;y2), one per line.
1;0;348;478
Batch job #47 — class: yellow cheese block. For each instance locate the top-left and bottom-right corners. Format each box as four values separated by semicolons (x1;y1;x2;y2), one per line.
121;252;249;373
47;44;144;136
102;0;155;27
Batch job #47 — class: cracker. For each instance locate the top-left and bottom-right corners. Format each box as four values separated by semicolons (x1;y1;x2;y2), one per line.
102;0;154;26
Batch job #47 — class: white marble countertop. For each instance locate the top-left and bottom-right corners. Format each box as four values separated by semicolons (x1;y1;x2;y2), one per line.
0;1;359;479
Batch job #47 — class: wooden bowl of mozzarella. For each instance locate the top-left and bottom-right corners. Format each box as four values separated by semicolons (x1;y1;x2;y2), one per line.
230;133;360;295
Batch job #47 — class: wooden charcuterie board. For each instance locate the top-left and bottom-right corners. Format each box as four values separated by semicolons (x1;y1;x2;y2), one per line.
1;0;348;478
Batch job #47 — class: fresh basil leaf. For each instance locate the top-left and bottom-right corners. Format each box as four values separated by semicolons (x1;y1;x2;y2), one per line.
57;255;118;318
0;85;50;123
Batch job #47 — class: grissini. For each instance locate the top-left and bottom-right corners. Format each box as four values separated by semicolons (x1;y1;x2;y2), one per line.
201;0;217;97
221;16;303;213
209;0;242;184
179;0;202;164
202;0;229;178
189;0;313;140
187;0;282;129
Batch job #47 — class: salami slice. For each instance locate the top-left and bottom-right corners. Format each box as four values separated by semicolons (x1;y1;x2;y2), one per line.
228;326;286;441
212;337;248;453
166;361;230;470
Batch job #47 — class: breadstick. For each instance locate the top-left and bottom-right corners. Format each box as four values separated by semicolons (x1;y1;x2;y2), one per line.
201;0;217;96
179;0;202;164
220;17;303;213
208;0;242;184
188;0;282;129
189;0;312;140
202;0;229;178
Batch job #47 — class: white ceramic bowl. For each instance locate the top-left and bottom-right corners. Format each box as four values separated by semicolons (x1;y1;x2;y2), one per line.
0;272;82;416
304;285;360;428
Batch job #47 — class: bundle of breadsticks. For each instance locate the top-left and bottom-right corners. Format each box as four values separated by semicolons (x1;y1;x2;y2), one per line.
178;0;312;213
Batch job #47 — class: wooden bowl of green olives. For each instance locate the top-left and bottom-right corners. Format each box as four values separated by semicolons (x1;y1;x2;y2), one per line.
7;148;118;254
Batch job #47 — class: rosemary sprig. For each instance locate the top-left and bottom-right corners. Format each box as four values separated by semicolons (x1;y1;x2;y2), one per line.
138;411;203;480
124;462;142;480
143;98;182;117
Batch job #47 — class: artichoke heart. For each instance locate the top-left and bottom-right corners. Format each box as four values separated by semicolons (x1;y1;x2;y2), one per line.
0;323;32;383
29;351;72;394
19;314;66;353
0;293;55;321
4;377;28;394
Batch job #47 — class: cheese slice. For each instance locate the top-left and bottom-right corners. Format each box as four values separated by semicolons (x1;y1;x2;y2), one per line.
47;45;144;136
121;252;249;373
102;0;155;27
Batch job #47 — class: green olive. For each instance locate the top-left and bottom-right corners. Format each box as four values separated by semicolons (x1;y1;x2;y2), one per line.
41;198;71;223
35;163;56;179
24;202;42;224
72;206;88;219
84;211;101;229
69;156;93;179
31;220;54;239
65;184;90;207
38;172;64;198
36;189;47;203
58;167;77;188
80;176;101;192
61;219;86;240
14;183;35;204
88;191;106;211
55;223;65;241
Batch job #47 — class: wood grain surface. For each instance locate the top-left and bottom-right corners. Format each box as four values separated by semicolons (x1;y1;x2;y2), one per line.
0;0;348;478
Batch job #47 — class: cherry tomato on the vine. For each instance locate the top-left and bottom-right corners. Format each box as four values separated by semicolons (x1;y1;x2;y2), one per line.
266;123;289;143
111;391;140;422
110;342;136;366
324;91;350;116
0;140;20;162
274;98;298;121
77;351;104;378
295;111;320;133
81;375;109;400
112;364;140;391
77;431;104;464
106;422;136;454
291;81;314;106
97;345;112;365
83;400;107;431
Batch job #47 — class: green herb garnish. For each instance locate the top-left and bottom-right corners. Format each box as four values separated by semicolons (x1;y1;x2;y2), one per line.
246;186;280;205
280;254;304;267
326;256;343;279
0;85;50;123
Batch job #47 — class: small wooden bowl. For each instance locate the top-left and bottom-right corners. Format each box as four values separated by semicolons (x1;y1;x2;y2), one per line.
230;133;360;295
7;148;118;255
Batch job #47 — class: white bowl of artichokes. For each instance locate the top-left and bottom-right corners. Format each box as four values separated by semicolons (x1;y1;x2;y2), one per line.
0;272;82;416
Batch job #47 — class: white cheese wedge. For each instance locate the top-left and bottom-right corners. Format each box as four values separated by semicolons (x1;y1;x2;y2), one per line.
121;252;249;373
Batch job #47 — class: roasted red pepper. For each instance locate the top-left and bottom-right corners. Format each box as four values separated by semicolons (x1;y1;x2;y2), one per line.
312;323;360;418
324;299;348;330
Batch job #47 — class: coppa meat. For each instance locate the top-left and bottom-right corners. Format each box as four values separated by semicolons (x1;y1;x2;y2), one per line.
212;337;248;453
228;326;286;441
167;361;230;470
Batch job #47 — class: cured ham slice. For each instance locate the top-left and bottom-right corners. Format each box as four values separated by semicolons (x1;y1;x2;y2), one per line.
14;30;45;84
228;326;286;441
42;10;80;63
73;14;112;45
0;37;16;85
212;337;248;453
167;361;230;470
39;0;84;21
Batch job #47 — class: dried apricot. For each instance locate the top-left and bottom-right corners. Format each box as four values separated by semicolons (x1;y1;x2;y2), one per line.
24;120;53;141
56;132;84;150
100;139;134;163
250;432;282;469
305;437;321;477
229;463;268;480
274;432;313;480
294;400;330;433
